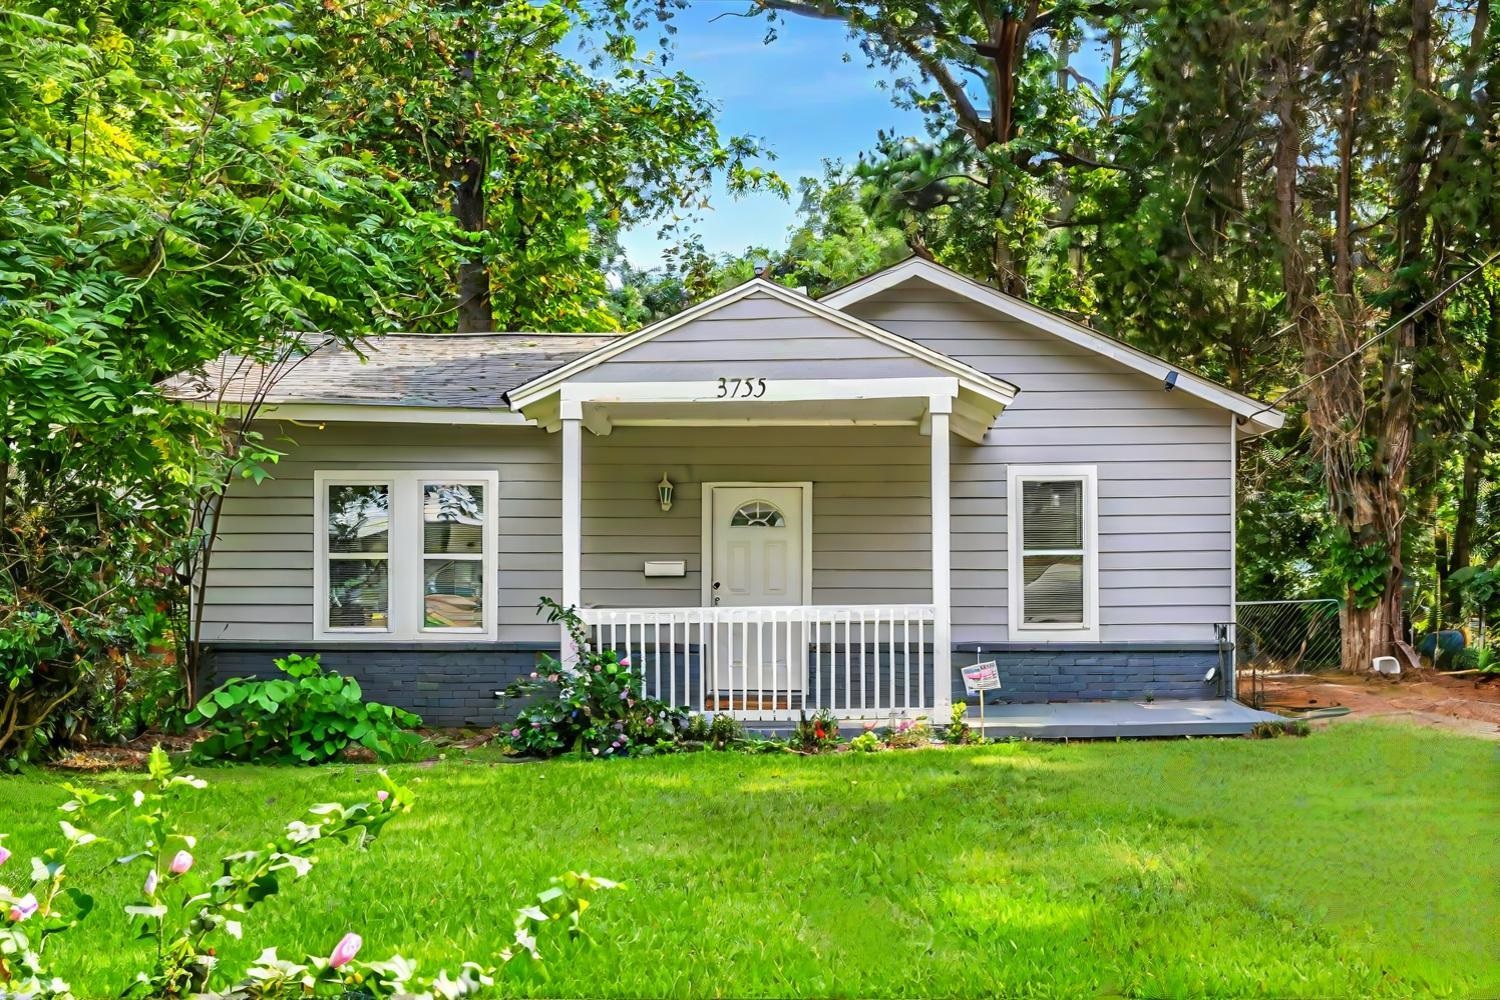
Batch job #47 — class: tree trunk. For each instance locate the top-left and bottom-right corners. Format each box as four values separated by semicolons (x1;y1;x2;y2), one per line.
454;152;492;333
1444;287;1500;611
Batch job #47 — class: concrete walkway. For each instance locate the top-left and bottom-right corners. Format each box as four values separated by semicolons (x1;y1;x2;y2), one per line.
964;699;1285;739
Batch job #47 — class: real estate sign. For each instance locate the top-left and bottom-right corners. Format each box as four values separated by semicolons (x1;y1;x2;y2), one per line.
961;661;1001;695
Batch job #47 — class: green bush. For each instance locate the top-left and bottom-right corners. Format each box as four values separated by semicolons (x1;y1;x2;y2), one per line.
501;600;692;758
186;654;423;764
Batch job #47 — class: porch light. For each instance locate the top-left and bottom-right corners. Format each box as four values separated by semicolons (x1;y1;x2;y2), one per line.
657;474;674;512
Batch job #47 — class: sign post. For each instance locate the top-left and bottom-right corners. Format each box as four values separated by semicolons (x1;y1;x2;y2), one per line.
960;658;1002;740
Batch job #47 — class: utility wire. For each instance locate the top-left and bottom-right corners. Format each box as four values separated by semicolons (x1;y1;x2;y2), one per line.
1242;251;1500;424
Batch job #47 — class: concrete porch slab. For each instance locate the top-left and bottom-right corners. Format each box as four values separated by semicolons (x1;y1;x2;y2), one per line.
963;699;1285;739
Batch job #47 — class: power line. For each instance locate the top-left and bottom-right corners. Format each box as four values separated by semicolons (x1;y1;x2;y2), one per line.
1242;251;1500;424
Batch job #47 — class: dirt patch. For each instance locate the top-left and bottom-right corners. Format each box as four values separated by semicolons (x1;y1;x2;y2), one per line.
1255;672;1500;740
47;731;199;772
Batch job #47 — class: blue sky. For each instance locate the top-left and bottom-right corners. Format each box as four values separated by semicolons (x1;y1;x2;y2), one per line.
594;2;927;270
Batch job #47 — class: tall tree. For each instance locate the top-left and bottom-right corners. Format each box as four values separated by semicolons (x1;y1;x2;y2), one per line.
290;0;782;332
747;0;1131;304
1119;0;1497;667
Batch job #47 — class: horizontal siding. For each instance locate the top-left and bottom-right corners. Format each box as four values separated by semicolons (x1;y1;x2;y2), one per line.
200;281;1236;650
202;422;562;644
847;280;1233;642
581;425;931;609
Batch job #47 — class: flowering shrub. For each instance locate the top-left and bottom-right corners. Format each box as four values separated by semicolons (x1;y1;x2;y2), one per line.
0;748;621;998
848;731;882;753
885;717;934;749
186;653;424;764
789;709;841;753
501;600;691;758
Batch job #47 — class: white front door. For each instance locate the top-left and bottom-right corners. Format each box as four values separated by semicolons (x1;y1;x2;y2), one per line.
708;485;806;704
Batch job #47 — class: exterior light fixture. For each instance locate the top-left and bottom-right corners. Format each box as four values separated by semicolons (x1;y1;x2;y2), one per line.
657;474;674;512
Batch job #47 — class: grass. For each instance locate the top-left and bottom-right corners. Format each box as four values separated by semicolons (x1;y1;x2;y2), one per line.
4;721;1497;998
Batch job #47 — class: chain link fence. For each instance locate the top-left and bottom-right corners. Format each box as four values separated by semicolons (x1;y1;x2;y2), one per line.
1234;599;1342;707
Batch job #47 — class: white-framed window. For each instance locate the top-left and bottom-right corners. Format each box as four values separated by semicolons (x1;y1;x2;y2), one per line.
1007;465;1099;641
314;470;498;641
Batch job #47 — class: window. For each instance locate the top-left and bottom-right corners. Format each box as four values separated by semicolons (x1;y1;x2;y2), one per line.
315;471;498;641
1007;465;1098;640
729;500;786;528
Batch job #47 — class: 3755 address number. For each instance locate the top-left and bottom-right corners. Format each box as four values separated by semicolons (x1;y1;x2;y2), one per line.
716;377;767;398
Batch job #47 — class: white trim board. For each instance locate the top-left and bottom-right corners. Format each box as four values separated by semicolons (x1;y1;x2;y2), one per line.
312;469;500;643
821;258;1285;437
504;278;1019;413
196;402;527;427
1006;464;1101;643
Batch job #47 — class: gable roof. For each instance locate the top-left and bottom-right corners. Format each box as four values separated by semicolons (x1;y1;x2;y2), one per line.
159;333;613;410
820;257;1285;436
503;277;1020;412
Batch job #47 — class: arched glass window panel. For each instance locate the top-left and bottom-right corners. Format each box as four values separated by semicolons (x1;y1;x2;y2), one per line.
730;500;786;528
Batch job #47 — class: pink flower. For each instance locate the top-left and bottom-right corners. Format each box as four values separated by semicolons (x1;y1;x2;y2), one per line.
8;893;38;922
0;846;10;867
169;850;193;875
143;868;159;896
329;931;362;969
618;656;631;667
376;790;389;803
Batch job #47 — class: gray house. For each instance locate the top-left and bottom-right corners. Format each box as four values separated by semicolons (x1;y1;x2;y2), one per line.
169;258;1285;733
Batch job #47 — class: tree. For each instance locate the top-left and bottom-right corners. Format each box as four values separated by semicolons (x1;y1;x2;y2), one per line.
1119;0;1497;668
0;0;450;757
287;0;783;332
748;0;1133;304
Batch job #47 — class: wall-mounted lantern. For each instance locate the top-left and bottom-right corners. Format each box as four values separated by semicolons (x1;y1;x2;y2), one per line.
657;474;674;512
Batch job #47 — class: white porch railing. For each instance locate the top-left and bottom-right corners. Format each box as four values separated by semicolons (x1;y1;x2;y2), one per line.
579;604;939;722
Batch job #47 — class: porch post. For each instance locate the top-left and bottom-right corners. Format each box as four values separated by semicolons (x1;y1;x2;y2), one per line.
929;397;953;718
560;400;583;659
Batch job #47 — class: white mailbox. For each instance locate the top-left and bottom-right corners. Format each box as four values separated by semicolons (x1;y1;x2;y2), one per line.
643;560;686;578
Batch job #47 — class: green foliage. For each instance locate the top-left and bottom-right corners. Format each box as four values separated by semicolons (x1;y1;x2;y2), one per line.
682;712;747;751
789;709;841;753
943;702;975;745
0;747;622;998
282;0;782;332
1447;565;1500;623
186;654;423;765
1327;528;1391;611
884;716;934;749
847;731;882;753
500;600;691;758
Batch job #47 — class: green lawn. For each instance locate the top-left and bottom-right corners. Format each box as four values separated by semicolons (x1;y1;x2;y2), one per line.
4;721;1497;998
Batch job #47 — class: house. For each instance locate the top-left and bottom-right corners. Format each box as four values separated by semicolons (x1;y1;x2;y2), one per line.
165;258;1286;734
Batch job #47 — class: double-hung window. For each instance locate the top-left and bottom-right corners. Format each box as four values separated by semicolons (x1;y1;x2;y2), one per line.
315;470;498;641
1007;465;1099;640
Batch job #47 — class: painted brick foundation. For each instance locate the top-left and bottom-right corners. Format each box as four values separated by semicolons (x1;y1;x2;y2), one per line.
207;641;1227;726
953;644;1225;704
205;645;550;728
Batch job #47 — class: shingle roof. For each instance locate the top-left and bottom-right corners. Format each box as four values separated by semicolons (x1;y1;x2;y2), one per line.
159;333;616;409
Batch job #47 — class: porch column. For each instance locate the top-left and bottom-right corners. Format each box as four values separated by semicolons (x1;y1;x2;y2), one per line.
560;401;583;658
929;397;953;717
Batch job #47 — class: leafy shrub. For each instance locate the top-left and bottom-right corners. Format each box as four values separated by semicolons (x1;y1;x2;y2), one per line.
0;747;621;998
885;717;934;748
501;600;691;758
186;653;423;764
789;709;841;753
943;702;975;744
680;712;747;750
848;731;882;753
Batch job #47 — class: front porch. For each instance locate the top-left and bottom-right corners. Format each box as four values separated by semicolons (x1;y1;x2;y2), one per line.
505;368;1019;724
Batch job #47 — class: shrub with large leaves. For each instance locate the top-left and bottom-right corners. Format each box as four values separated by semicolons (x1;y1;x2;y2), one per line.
186;654;422;764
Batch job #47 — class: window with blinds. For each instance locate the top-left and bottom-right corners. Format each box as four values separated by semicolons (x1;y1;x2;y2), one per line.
1008;466;1097;636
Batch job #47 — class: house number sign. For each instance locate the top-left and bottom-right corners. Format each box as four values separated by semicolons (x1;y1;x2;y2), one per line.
716;377;768;398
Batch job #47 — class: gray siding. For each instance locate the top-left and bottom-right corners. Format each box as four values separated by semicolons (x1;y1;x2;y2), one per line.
573;291;940;382
581;425;931;609
844;279;1233;642
201;278;1233;662
203;423;563;644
